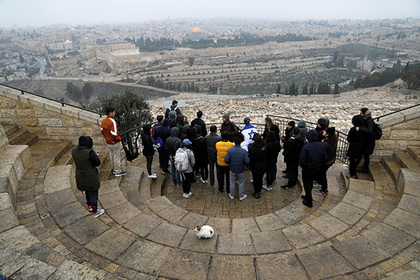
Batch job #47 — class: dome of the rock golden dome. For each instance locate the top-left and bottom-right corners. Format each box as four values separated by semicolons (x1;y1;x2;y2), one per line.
191;27;201;33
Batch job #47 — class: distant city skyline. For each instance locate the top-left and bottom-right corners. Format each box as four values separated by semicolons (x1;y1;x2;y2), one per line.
0;0;419;28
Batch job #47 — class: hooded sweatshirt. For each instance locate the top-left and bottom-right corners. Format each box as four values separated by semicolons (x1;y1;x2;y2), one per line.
165;127;182;157
266;131;281;166
283;133;305;164
156;118;171;145
299;130;328;169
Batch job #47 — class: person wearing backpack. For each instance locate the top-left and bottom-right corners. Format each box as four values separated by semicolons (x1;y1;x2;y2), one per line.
156;118;171;175
166;127;182;185
177;139;195;198
141;124;157;179
165;100;182;120
358;108;375;173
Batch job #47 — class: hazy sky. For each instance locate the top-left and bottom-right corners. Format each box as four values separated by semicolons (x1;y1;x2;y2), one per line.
1;0;419;28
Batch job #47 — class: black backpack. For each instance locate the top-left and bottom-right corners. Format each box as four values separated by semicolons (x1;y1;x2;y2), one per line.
372;122;382;140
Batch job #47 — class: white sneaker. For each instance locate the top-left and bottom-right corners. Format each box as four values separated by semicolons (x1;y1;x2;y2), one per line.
228;194;234;200
262;184;272;191
185;192;192;198
239;194;247;201
200;178;206;184
148;174;157;179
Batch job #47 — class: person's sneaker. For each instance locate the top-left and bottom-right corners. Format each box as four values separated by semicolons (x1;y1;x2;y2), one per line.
314;190;328;196
228;193;234;200
148;173;157;179
200;178;206;184
252;192;261;199
239;194;247;201
262;184;272;191
185;192;192;198
250;179;254;184
183;193;187;198
161;170;168;175
282;185;294;190
204;179;209;183
87;206;93;212
313;181;321;188
92;209;105;217
115;171;127;177
281;185;288;189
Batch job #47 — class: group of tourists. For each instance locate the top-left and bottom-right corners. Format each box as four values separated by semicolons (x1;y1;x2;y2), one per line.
71;101;378;216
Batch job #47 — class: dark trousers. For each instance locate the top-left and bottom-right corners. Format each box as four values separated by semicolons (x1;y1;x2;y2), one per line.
200;165;208;180
349;156;362;177
302;167;320;203
217;164;230;192
146;155;153;175
209;160;216;185
252;171;264;194
362;151;370;172
318;164;333;192
286;161;299;187
182;172;194;194
158;149;169;173
85;190;98;212
266;164;276;186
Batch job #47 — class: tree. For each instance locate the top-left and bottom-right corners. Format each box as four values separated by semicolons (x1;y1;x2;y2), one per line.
301;83;308;95
146;76;155;86
188;57;195;66
275;84;281;94
82;83;94;99
66;82;82;100
334;83;339;94
402;68;420;89
90;89;153;133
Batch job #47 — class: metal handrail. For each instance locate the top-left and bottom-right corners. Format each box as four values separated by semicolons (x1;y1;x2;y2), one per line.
373;102;420;121
0;82;103;117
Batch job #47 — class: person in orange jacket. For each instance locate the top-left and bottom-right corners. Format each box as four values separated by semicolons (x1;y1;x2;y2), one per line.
101;107;126;177
215;131;234;193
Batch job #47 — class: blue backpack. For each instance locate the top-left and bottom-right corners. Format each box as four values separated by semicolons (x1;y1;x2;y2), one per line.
154;137;164;151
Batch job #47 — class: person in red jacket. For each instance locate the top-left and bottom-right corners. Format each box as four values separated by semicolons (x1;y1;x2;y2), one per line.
101;107;126;177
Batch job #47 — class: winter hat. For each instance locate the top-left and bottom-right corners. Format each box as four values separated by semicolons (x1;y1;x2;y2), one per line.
79;136;93;148
326;127;335;135
223;114;230;121
288;121;295;127
243;117;250;125
297;120;306;128
183;139;192;145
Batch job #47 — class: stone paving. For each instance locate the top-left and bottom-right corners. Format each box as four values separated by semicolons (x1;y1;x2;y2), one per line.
2;125;420;279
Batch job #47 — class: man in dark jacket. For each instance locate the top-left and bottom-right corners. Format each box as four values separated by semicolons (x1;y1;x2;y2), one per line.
299;130;328;207
358;108;375;173
220;114;238;141
204;125;222;186
166;127;182;185
282;127;304;190
72;136;104;217
156;118;171;175
225;132;250;200
347;115;367;178
191;110;207;136
165;100;182;120
141;124;156;179
264;131;281;191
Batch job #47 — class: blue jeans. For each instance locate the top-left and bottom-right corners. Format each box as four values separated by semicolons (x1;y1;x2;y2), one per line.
266;164;276;186
158;149;170;173
171;158;181;184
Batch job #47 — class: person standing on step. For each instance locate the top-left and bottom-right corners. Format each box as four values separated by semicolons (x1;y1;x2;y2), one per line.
346;115;367;179
249;134;266;199
225;132;250;201
299;130;328;208
263;131;281;191
141;124;157;179
179;139;195;198
205;125;222;186
101;107;126;177
166;127;182;185
165;100;182;120
358;108;375;174
216;132;234;193
281;127;304;190
315;127;337;196
241;117;257;151
156;118;171;175
72;136;104;217
191;110;207;137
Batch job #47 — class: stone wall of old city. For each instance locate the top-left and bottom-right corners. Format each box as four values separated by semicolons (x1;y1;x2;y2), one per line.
0;85;107;153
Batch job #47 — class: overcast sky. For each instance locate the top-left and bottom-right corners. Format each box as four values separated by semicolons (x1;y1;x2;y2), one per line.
1;0;419;28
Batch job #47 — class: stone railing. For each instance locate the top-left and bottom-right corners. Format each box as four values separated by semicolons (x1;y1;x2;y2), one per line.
0;83;107;153
375;104;420;158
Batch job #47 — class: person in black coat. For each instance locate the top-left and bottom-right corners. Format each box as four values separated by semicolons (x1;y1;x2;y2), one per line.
281;127;304;190
347;115;367;178
315;127;337;196
249;134;266;198
156;119;171;174
358;108;375;173
141;124;156;178
204;125;222;186
262;117;280;142
299;130;328;207
264;131;281;191
191;110;207;136
281;121;295;143
192;126;208;183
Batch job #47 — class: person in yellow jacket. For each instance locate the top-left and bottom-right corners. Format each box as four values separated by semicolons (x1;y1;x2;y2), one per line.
215;131;234;193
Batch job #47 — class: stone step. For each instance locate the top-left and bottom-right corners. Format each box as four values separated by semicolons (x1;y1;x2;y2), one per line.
406;146;420;166
369;162;396;189
2;124;19;138
394;151;420;170
150;171;169;199
119;166;144;208
7;129;31;146
381;157;403;185
54;148;74;166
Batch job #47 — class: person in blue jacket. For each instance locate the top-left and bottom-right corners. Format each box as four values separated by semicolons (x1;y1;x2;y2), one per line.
225;132;250;201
